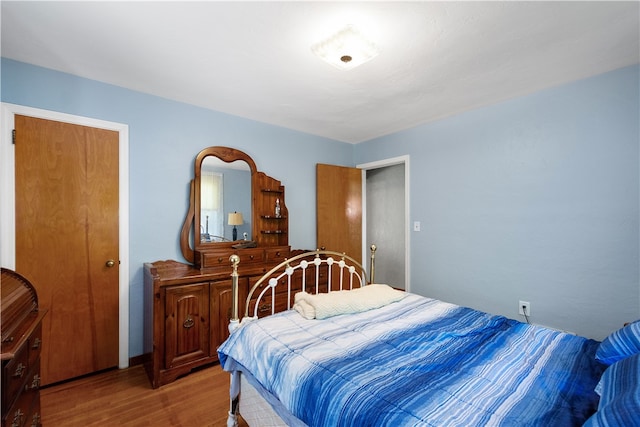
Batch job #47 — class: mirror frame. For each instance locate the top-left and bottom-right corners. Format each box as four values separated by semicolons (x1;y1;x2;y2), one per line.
180;146;257;263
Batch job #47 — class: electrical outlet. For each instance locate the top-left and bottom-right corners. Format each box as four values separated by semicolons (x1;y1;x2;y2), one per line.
519;300;531;316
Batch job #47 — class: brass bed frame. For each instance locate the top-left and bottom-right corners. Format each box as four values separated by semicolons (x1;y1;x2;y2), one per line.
225;245;378;426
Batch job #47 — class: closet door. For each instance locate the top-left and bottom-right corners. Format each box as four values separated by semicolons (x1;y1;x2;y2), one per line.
316;164;362;265
14;115;120;385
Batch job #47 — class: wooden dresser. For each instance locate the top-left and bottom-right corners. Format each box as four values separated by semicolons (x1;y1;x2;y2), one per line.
1;269;47;427
143;245;290;388
146;145;296;388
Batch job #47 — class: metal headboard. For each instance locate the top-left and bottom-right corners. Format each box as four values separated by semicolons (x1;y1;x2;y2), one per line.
228;245;377;333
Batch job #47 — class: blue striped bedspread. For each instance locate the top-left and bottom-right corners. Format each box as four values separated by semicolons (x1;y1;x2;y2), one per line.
218;294;605;426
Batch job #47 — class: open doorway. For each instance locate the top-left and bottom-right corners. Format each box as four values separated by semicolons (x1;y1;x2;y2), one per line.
359;156;410;291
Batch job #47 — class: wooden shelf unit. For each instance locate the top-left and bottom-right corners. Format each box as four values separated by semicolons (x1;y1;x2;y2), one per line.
254;172;288;247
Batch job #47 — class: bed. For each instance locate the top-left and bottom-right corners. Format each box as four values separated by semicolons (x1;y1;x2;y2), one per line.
218;248;640;427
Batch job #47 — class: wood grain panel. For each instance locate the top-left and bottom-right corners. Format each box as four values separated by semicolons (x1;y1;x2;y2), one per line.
165;283;209;368
15;115;119;385
316;163;362;264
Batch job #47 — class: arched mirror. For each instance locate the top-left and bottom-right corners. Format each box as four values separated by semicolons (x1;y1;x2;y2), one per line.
180;147;257;263
199;157;252;243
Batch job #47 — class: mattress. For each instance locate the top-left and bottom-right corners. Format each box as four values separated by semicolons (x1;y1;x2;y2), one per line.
239;374;289;427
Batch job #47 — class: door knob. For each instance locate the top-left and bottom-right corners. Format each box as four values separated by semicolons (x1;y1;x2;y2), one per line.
105;259;116;268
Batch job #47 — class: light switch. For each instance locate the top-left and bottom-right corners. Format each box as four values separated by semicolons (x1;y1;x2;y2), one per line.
413;221;421;232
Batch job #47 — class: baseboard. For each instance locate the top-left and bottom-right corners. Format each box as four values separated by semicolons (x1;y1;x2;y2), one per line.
129;353;149;367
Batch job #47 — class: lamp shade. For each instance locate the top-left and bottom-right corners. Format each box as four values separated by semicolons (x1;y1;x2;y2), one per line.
228;212;243;226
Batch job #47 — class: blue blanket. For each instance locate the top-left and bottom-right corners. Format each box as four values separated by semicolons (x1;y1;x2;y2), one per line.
218;294;605;426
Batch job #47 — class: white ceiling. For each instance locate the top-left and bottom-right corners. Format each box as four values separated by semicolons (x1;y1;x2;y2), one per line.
2;1;639;143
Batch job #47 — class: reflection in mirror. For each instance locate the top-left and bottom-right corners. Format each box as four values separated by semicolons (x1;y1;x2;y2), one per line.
200;157;251;243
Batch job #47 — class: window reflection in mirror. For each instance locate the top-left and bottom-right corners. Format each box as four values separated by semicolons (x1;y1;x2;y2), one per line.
200;157;251;242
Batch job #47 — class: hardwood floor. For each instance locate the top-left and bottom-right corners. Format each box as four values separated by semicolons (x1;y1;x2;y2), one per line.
40;363;249;426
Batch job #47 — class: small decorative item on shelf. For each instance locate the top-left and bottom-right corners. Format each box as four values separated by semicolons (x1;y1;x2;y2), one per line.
275;198;281;218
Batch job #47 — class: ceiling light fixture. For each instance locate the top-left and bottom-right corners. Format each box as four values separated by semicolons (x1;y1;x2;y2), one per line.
311;25;380;71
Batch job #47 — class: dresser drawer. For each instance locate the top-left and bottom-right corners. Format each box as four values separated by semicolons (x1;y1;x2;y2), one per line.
247;295;291;318
24;362;42;397
249;274;292;297
4;343;29;408
27;394;41;427
248;275;272;297
305;283;329;294
236;248;264;265
265;247;289;263
199;248;265;269
27;325;42;369
4;388;30;427
298;265;328;291
199;250;235;269
3;365;39;427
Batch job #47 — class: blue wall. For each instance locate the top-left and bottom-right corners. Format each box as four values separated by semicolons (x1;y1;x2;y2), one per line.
2;58;638;356
1;58;353;357
356;65;640;340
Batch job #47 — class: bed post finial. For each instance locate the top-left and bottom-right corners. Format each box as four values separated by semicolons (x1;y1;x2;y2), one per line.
229;254;240;334
369;244;377;283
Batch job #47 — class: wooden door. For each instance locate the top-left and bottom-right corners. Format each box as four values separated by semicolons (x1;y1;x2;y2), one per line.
316;164;362;264
14;115;119;385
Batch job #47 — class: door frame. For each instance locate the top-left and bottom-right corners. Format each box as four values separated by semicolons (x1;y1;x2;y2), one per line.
1;103;130;369
357;155;410;291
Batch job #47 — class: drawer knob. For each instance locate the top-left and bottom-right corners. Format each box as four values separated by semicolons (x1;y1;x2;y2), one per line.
32;337;41;349
13;363;25;378
31;413;41;427
11;409;24;427
258;304;271;313
26;374;41;391
183;316;195;329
